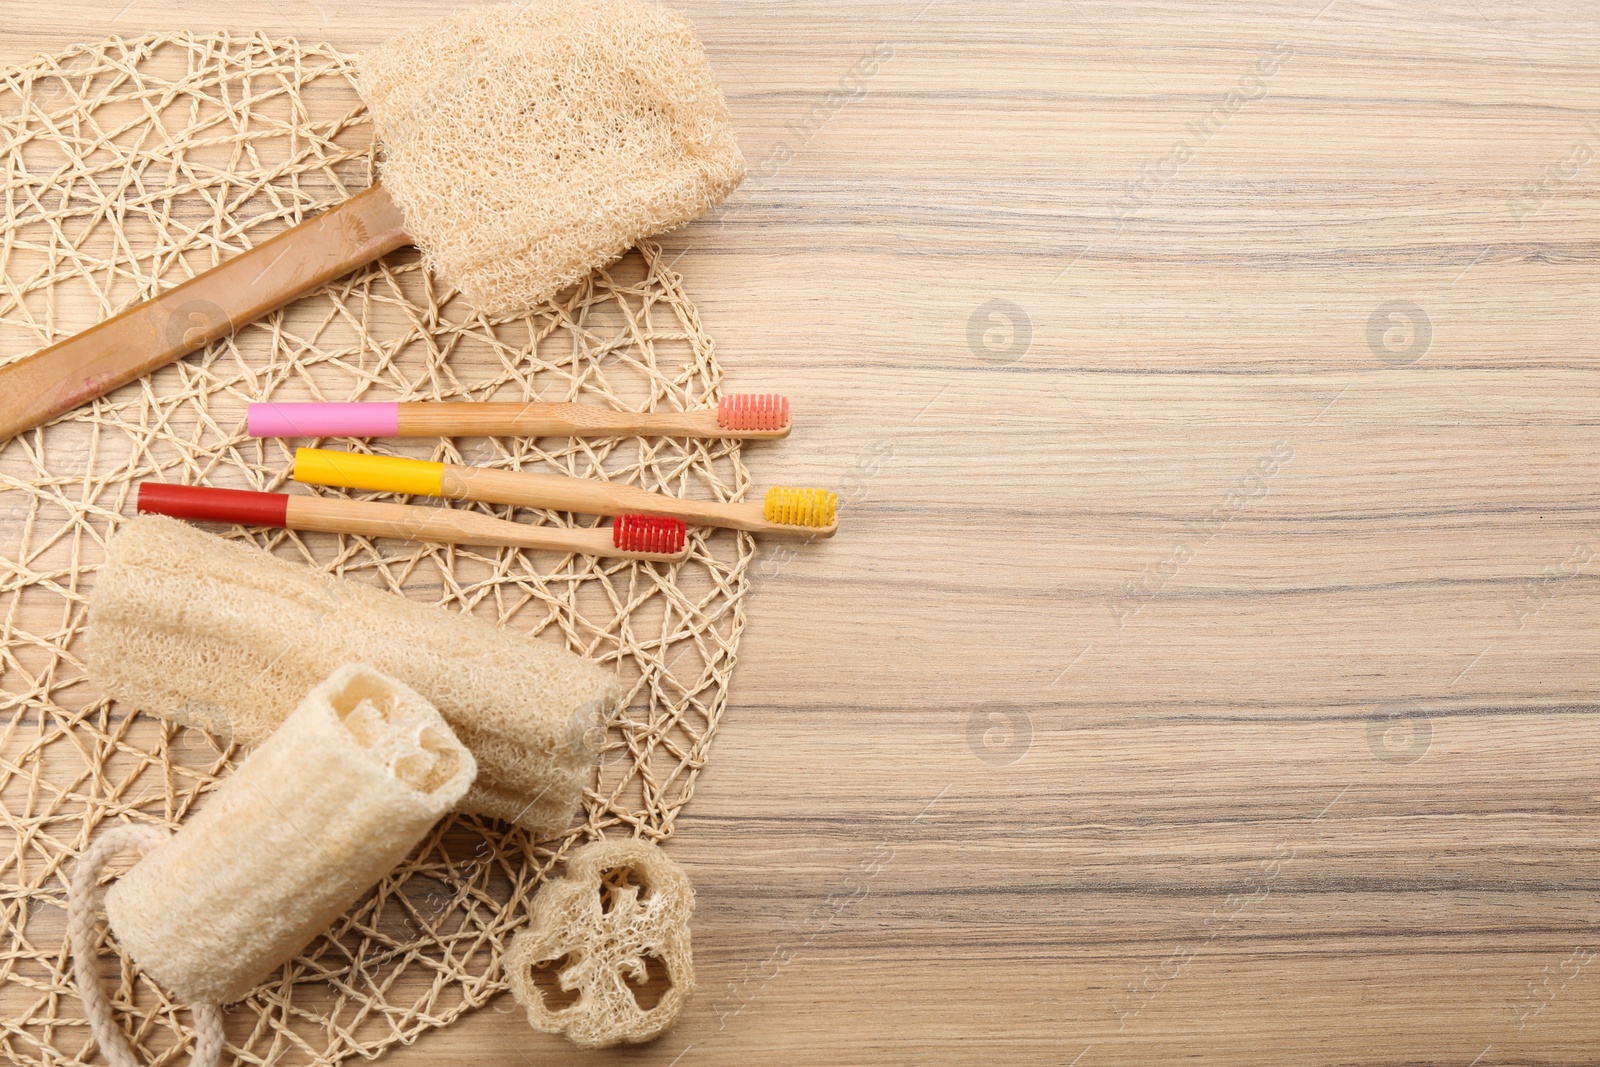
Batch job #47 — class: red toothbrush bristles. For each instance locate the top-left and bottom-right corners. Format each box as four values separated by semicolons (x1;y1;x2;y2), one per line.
612;514;686;555
716;393;790;432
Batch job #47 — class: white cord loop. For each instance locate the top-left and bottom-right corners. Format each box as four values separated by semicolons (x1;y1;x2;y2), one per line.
67;825;225;1067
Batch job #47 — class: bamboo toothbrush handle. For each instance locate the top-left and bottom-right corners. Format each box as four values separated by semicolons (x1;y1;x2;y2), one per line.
445;466;773;530
0;184;410;442
282;495;628;555
405;403;752;437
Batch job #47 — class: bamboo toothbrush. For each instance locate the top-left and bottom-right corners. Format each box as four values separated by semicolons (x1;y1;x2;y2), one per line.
247;395;791;440
292;448;839;538
136;483;689;562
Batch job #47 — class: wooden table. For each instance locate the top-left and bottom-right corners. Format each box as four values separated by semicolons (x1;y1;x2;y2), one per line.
6;1;1600;1063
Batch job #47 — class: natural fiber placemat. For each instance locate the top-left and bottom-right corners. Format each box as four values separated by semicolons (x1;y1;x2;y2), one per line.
0;32;751;1066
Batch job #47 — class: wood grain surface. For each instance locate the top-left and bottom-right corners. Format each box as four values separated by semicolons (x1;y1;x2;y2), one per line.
5;1;1600;1063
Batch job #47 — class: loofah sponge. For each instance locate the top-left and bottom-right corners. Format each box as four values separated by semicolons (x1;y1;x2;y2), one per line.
87;516;616;838
358;0;746;317
102;664;476;1005
506;838;695;1048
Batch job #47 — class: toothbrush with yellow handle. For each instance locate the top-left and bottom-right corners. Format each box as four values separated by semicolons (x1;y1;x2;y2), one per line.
248;394;791;440
293;447;839;538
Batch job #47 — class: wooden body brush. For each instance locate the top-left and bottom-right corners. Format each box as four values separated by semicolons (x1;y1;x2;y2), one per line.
137;483;689;561
0;0;745;442
294;448;839;537
0;187;409;441
248;394;791;440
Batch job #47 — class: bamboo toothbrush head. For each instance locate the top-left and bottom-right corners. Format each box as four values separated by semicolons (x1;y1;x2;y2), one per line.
762;487;839;532
716;394;790;433
612;514;687;557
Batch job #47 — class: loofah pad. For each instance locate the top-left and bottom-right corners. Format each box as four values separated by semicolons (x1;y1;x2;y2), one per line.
105;665;477;1005
359;0;746;317
88;514;614;839
506;839;695;1048
0;32;750;1067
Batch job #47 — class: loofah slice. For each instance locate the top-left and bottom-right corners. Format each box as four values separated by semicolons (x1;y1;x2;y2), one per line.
506;839;695;1048
359;0;746;317
87;516;616;838
103;664;476;1005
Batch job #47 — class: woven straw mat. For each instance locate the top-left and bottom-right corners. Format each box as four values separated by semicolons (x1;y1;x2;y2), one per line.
0;31;753;1067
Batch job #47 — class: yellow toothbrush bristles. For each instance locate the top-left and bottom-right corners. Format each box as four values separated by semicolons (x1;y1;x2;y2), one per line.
763;486;838;528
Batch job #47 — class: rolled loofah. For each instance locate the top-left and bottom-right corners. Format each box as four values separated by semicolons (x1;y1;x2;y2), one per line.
101;664;476;1005
358;0;745;317
506;838;695;1048
87;516;617;838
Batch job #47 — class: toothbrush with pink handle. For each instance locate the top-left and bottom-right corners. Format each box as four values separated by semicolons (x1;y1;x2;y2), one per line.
248;395;791;440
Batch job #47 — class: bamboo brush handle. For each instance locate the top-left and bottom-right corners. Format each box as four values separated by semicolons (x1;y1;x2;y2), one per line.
0;184;410;442
447;466;782;532
283;496;661;557
408;403;786;438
